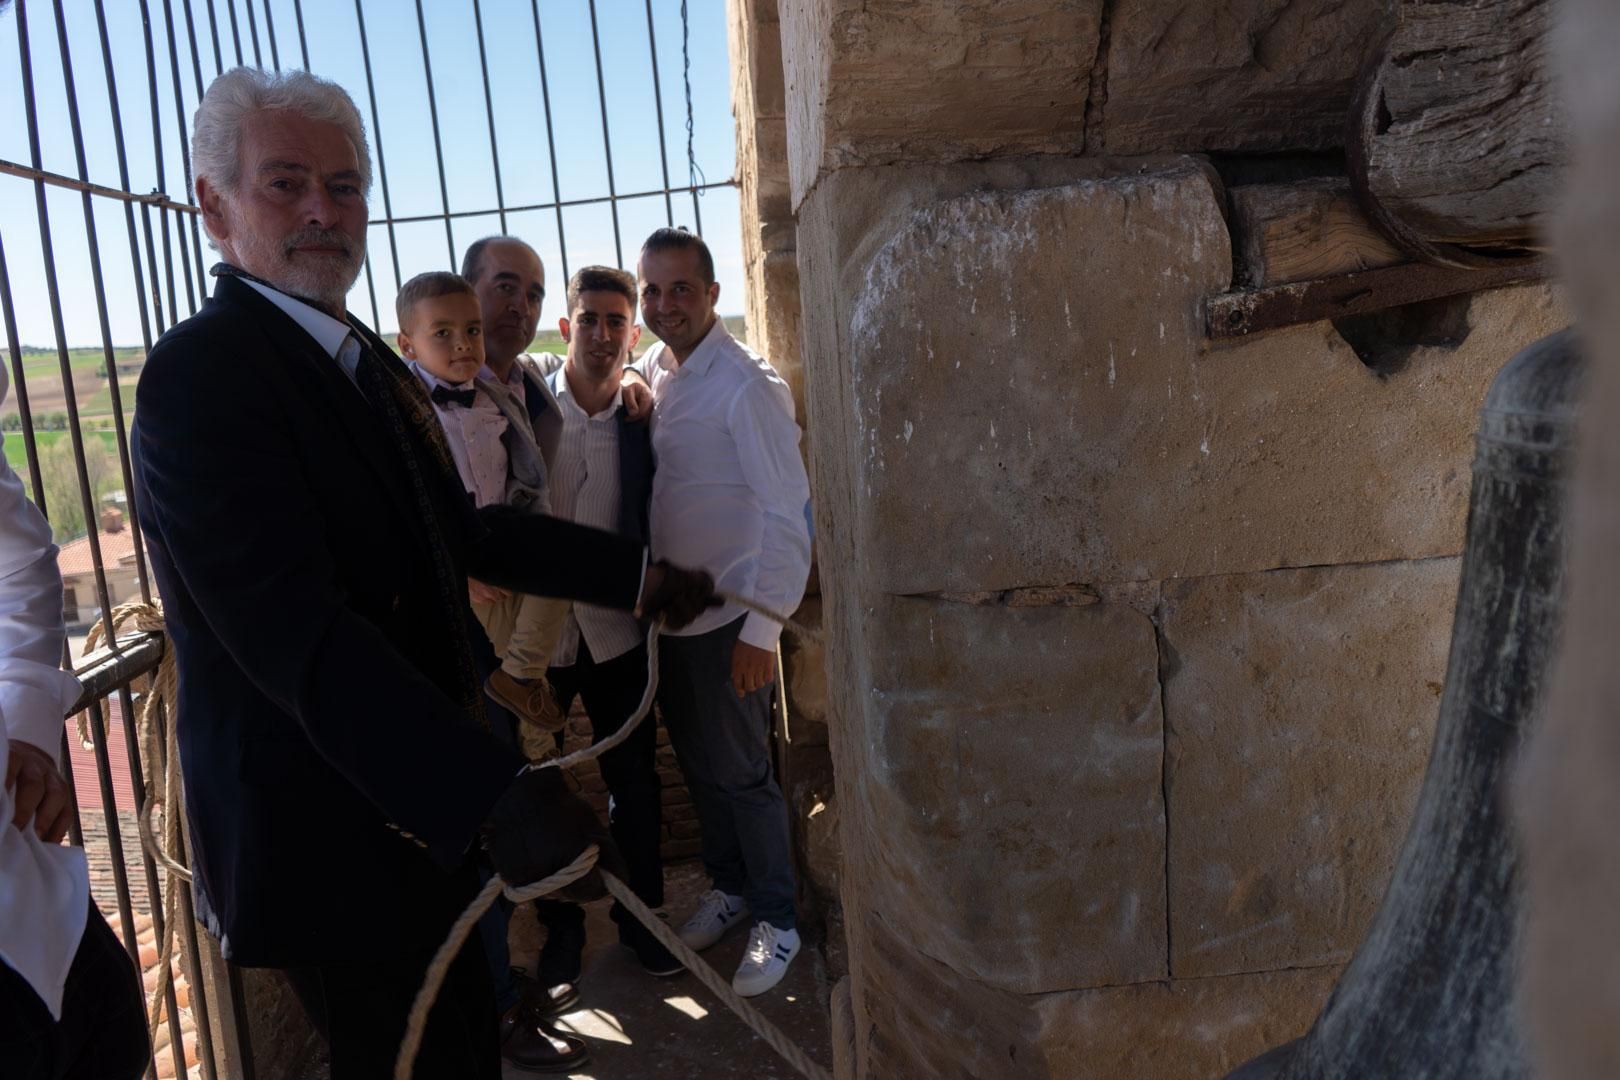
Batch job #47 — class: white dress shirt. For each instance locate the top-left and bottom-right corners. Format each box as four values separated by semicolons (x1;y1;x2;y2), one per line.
545;367;643;667
239;277;361;381
410;364;510;509
642;320;812;648
0;365;88;1019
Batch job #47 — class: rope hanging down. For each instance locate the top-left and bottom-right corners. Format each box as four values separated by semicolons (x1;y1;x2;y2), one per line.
87;592;829;1080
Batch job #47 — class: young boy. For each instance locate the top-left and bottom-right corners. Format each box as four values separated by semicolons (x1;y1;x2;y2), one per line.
394;271;569;743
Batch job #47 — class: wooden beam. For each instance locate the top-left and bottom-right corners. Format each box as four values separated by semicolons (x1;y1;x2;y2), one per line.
1230;178;1405;288
1205;260;1546;341
1347;0;1563;265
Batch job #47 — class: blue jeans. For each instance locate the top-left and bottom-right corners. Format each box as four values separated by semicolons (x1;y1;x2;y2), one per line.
658;616;797;929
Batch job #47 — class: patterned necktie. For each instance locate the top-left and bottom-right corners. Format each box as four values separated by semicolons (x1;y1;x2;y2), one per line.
348;340;490;735
431;384;478;409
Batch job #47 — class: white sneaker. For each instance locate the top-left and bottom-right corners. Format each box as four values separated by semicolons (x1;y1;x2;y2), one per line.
677;889;749;951
732;922;800;998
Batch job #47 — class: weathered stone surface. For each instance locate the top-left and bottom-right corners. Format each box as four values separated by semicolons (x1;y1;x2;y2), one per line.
802;156;1568;597
854;594;1166;995
782;596;828;745
779;0;1100;206
779;0;1402;205
852;902;1338;1078
787;744;841;910
1101;0;1393;155
1162;558;1460;977
1035;964;1341;1079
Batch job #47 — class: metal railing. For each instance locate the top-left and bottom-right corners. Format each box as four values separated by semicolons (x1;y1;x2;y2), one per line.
1;0;736;1075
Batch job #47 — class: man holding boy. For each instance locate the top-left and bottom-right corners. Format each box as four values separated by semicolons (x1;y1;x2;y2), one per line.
637;228;814;998
131;68;715;1078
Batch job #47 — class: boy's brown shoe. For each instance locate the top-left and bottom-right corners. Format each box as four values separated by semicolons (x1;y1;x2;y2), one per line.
485;669;567;733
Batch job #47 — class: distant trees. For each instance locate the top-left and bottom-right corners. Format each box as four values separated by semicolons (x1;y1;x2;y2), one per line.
38;435;116;541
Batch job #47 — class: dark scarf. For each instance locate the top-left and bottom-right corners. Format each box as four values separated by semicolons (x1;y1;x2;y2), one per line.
212;262;491;735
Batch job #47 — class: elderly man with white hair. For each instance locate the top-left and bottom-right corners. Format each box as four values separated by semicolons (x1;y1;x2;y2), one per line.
130;67;716;1077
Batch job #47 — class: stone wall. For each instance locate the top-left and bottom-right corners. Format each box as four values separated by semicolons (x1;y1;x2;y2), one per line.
730;1;1570;1076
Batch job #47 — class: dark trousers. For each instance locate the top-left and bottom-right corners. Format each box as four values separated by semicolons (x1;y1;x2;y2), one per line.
286;859;500;1079
0;901;149;1080
659;616;797;929
535;639;664;967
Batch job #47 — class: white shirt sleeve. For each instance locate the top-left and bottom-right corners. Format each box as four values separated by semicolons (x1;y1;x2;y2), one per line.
0;401;82;764
727;377;813;649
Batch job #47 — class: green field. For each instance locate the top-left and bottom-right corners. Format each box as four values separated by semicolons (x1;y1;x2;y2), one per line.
3;428;121;475
14;344;144;380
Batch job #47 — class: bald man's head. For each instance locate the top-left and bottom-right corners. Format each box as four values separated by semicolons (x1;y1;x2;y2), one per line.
462;236;545;370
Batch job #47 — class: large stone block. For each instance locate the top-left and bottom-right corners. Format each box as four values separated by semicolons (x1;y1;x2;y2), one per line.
780;0;1101;206
1101;0;1393;154
852;902;1338;1079
1033;963;1341;1079
1162;558;1460;977
799;155;1567;597
852;594;1166;995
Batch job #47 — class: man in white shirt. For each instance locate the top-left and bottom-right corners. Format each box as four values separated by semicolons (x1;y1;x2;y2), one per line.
636;228;814;997
0;366;147;1078
526;265;683;1004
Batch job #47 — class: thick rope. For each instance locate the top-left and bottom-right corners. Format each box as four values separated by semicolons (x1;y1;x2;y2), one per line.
80;601;192;1051
86;591;830;1080
397;588;829;1080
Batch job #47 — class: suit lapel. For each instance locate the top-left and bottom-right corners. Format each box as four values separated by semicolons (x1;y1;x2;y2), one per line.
215;278;428;547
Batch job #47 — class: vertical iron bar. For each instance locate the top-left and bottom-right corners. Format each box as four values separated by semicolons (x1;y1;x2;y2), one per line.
242;0;262;67
180;0;206;97
0;232;48;510
82;699;160;1080
203;0;224;74
138;0;180;334
15;0;119;630
159;0;201;315
643;0;675;225
55;0;154;606
470;0;507;235
181;0;208;101
528;0;569;282
682;0;703;234
259;0;279;72
107;692;192;1080
292;0;309;70
226;963;258;1080
91;0;157;601
120;687;218;1080
59;727;84;848
223;0;244;67
353;0;402;291
585;0;623;267
362;252;381;330
411;0;457;267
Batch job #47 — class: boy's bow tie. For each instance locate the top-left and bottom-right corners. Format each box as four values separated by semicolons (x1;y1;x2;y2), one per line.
431;384;477;409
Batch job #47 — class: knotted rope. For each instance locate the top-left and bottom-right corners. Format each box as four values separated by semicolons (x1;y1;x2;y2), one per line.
395;590;829;1079
85;593;830;1080
80;601;192;1052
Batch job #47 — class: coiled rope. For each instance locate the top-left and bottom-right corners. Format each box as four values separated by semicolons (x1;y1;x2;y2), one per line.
85;592;830;1080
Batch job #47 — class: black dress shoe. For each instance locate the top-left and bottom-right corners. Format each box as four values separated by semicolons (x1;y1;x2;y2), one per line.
620;918;683;977
501;1015;590;1075
537;917;587;989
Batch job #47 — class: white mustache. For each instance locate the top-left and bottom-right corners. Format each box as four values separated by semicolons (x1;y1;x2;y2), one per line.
284;228;358;260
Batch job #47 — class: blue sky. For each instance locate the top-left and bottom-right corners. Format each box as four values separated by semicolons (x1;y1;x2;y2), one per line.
0;0;741;347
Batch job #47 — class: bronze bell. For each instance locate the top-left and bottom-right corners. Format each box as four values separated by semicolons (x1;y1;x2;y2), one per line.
1229;329;1582;1080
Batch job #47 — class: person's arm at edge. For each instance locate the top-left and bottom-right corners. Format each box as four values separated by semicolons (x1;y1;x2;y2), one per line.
729;376;813;651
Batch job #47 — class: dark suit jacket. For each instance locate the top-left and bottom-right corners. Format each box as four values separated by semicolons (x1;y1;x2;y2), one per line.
131;277;646;965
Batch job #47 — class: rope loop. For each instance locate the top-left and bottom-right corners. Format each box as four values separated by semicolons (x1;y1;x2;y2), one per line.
85;591;829;1080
